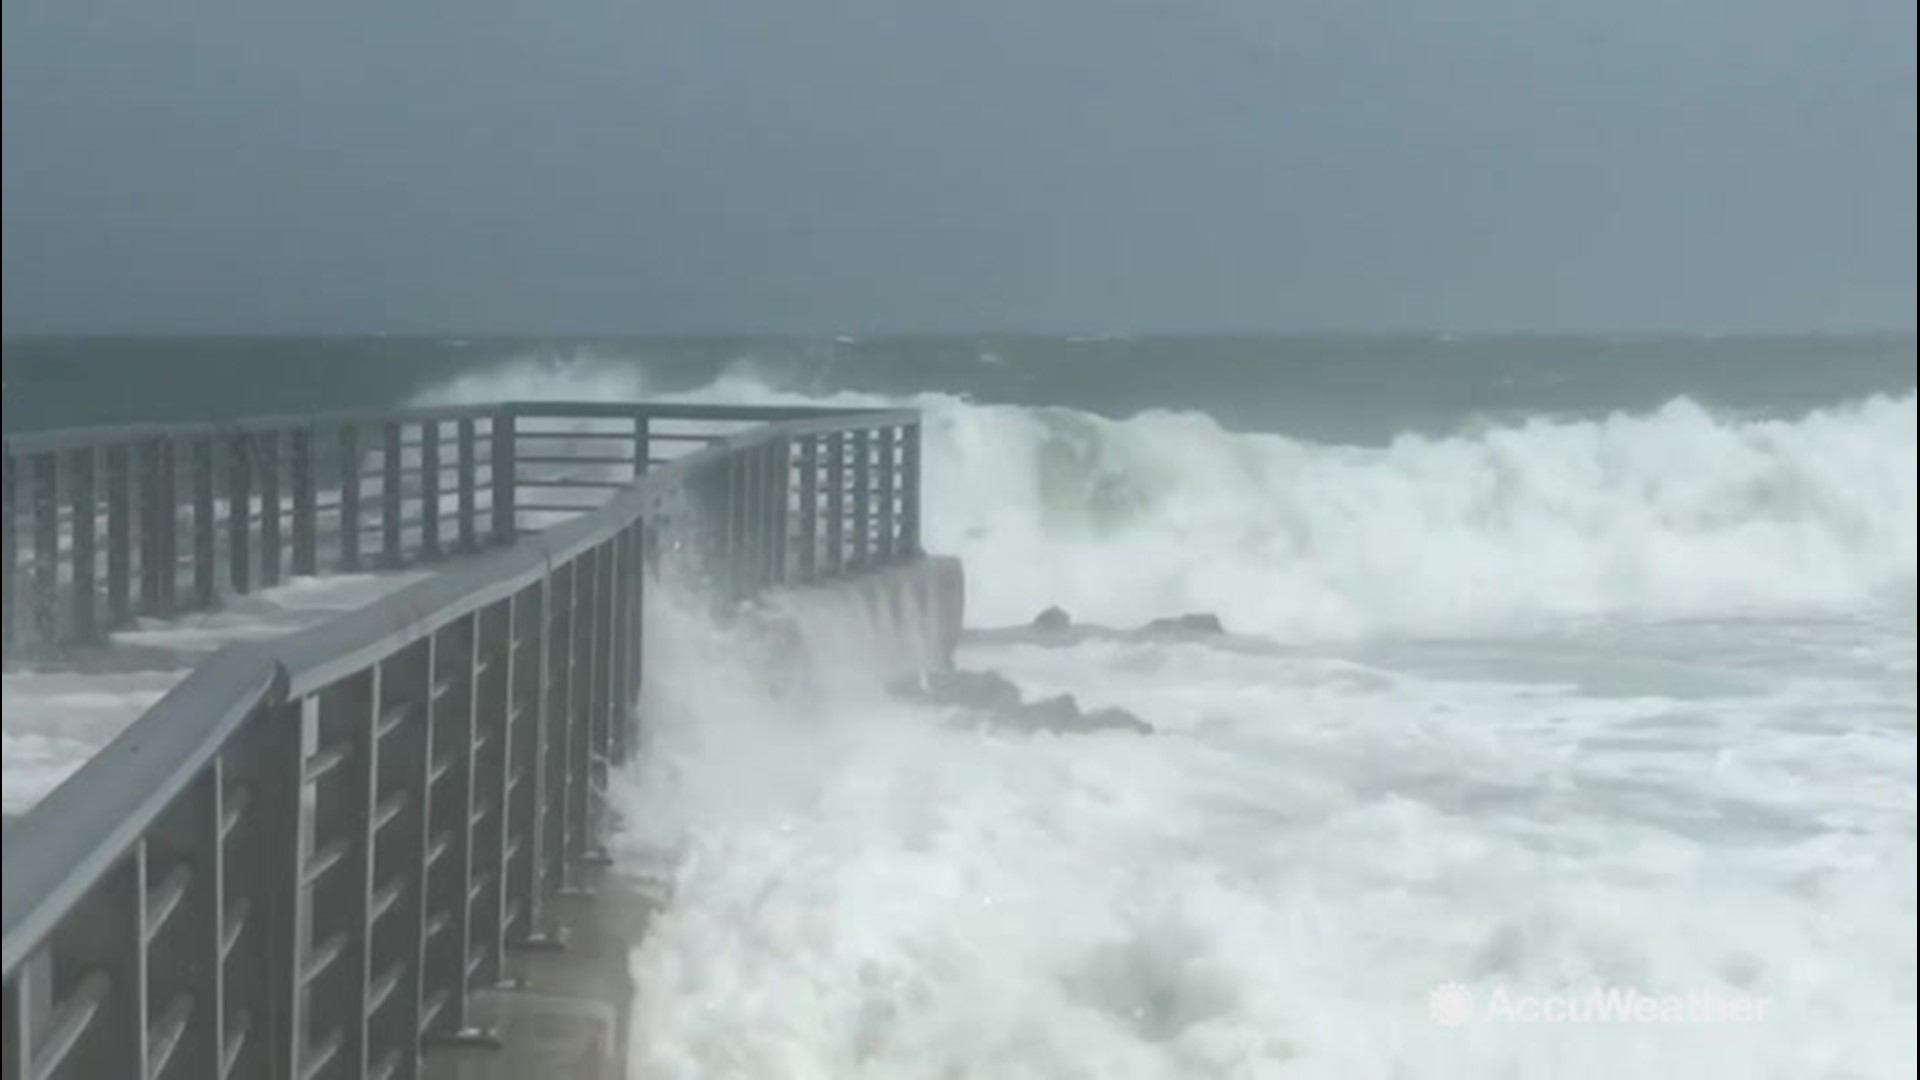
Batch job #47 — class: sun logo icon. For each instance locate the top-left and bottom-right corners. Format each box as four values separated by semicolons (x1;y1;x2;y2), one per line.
1429;982;1476;1026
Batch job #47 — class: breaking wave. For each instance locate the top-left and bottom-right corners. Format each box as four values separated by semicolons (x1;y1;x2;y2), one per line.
418;357;1917;639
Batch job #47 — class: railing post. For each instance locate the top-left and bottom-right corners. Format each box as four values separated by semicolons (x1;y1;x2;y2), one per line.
729;453;748;602
33;452;58;642
2;452;15;651
340;424;362;572
567;549;602;872
421;612;482;1044
142;759;227;1080
826;432;847;577
383;421;404;568
138;440;165;616
305;670;378;1080
227;431;253;596
466;598;514;996
851;428;873;569
798;435;820;583
69;445;97;642
544;562;578;895
372;639;433;1080
632;414;651;479
743;446;764;595
193;437;217;609
902;418;923;557
607;528;634;766
226;697;308;1080
421;420;442;560
876;427;897;564
107;442;132;626
620;524;647;757
504;576;552;946
771;441;792;587
6;946;32;1078
291;426;317;577
457;418;478;553
259;430;283;588
592;540;615;853
159;437;180;616
490;412;517;546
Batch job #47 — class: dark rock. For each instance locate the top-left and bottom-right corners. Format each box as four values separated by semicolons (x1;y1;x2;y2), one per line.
1031;606;1073;632
1138;612;1226;637
1080;706;1155;734
1025;693;1083;725
897;667;1154;736
914;669;1024;711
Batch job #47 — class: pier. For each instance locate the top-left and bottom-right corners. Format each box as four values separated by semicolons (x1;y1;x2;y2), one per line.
2;402;963;1080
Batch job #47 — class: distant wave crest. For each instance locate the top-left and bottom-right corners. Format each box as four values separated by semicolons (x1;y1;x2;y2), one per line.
418;358;1918;639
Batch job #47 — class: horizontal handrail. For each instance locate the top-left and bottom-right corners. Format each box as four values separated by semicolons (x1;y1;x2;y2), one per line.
0;402;909;456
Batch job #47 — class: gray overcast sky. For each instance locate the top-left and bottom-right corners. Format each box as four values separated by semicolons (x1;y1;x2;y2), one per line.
2;0;1913;335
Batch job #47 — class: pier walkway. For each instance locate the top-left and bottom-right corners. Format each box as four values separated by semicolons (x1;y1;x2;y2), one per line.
2;401;959;1080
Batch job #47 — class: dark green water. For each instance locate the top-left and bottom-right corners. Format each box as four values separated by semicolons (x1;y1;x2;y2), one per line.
3;333;1913;444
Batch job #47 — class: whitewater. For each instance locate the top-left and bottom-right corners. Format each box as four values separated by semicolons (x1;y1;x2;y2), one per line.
423;360;1918;1079
4;350;1912;1078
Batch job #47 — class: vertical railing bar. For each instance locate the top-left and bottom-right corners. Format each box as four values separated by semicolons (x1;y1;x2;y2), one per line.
383;421;404;568
291;426;317;577
106;442;131;626
506;574;551;944
33;453;59;642
340;424;362;572
137;440;161;617
490;412;517;545
902;418;923;557
159;437;180;616
259;430;283;588
474;593;514;981
427;609;481;1039
69;446;97;643
767;441;783;589
457;419;478;553
851;428;873;569
826;433;846;577
2;453;16;652
6;956;30;1080
607;531;630;768
227;431;253;596
544;562;575;896
798;435;820;583
421;421;442;560
876;426;897;564
193;438;217;610
389;638;434;1080
568;549;598;875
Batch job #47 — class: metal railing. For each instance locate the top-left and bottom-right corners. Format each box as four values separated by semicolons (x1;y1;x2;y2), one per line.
1;401;926;1080
2;402;924;657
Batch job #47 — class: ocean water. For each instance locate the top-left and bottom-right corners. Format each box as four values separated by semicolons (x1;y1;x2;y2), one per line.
5;335;1916;1077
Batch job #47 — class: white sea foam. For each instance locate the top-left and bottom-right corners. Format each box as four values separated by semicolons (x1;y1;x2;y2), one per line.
612;582;1914;1079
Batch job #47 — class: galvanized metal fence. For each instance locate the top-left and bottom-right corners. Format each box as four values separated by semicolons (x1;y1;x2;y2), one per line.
1;402;925;1080
2;403;925;657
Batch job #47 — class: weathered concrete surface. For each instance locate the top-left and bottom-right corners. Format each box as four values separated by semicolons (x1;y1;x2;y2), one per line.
426;868;663;1080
